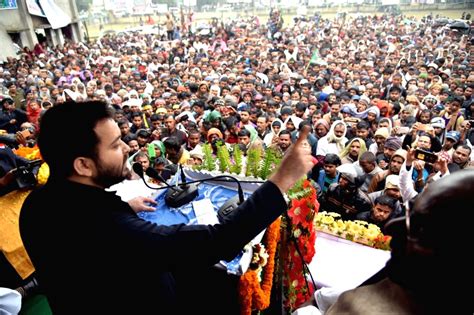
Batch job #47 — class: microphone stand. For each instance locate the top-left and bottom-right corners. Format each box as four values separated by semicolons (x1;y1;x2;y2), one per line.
134;162;262;220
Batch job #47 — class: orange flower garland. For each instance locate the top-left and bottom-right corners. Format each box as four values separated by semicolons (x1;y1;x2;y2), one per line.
238;217;281;315
283;179;319;312
14;145;42;160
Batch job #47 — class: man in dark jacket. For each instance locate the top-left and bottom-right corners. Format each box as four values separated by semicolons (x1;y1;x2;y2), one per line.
321;163;372;220
19;101;315;314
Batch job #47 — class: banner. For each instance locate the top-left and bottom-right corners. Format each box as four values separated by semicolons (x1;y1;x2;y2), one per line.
0;0;17;10
309;48;322;65
39;0;71;29
26;0;45;17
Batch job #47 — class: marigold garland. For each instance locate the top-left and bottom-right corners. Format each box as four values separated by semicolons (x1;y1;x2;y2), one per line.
283;179;319;313
238;217;281;315
13;145;42;160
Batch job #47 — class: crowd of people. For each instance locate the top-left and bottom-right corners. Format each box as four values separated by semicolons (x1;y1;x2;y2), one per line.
0;7;473;313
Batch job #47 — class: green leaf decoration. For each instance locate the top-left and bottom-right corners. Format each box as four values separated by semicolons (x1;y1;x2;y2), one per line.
202;143;215;172
246;148;261;178
199;142;283;179
259;147;276;180
217;143;231;173
229;144;243;175
287;177;317;200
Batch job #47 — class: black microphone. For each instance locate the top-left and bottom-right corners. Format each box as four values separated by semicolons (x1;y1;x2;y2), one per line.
179;163;187;187
132;162;159;191
145;167;173;188
134;163;247;214
163;164;199;208
132;162;144;177
210;175;245;223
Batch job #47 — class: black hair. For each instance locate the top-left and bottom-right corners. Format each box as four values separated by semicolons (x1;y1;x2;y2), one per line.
323;153;341;166
133;151;149;162
223;116;239;130
390;86;402;94
192;100;205;108
136;129;151;138
359;151;376;163
374;195;397;210
295;102;307;112
237;128;251;138
163;136;181;151
457;144;472;155
298;120;312;131
38;101;113;179
123;134;137;144
356;120;370;130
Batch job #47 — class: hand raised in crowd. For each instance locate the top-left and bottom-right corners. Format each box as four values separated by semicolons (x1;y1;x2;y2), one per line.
460;121;471;134
391;126;399;136
151;129;161;140
406;147;416;166
127;196;158;213
269;125;315;194
413;159;425;172
425;125;435;137
434;156;449;175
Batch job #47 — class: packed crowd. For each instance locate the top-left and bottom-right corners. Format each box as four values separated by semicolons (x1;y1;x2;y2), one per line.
0;10;473;232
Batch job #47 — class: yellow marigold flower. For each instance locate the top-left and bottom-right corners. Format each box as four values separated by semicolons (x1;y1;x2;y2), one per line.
366;228;380;240
321;216;335;225
37;163;50;186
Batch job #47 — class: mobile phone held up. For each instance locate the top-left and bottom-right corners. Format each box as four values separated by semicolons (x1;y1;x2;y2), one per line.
414;148;438;164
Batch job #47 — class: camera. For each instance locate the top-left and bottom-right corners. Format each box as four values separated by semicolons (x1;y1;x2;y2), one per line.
414;149;438;164
12;159;42;189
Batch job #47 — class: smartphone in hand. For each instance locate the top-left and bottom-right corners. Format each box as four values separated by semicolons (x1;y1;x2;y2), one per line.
414;148;438;164
20;129;31;138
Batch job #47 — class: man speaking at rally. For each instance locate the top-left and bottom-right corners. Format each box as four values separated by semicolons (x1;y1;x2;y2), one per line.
19;100;315;314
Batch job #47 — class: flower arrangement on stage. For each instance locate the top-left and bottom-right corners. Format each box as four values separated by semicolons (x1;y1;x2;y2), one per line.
238;217;280;315
281;179;319;313
315;212;392;250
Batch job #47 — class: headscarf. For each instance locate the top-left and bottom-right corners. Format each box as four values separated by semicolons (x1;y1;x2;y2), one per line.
339;103;383;121
367;106;380;120
376;100;393;118
283;116;303;131
326;121;348;153
150;140;166;157
243;124;258;143
264;119;284;148
339;137;367;160
315;119;330;132
205;110;221;123
206;128;223;143
271;118;283;134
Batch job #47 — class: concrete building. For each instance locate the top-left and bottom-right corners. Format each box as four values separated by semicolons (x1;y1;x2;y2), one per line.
0;0;84;61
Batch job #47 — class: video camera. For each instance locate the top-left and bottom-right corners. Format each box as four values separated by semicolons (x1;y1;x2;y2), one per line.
12;159;42;189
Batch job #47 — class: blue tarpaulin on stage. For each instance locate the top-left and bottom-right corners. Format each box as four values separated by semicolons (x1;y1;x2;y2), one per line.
138;181;251;226
137;174;255;275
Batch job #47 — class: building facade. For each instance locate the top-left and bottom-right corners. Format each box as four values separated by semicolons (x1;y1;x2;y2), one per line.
0;0;84;61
